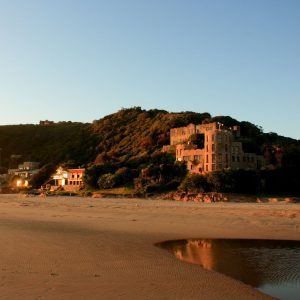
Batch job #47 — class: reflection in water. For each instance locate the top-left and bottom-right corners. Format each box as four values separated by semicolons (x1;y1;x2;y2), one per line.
156;239;300;300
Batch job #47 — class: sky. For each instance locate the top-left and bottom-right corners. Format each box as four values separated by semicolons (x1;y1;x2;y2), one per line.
0;0;299;139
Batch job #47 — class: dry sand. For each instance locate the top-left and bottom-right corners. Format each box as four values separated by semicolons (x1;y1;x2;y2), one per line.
0;194;299;300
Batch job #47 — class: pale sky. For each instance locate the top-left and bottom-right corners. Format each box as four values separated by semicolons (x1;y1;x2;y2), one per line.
0;0;299;139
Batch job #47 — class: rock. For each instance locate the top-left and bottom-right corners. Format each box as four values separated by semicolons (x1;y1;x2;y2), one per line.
92;193;103;198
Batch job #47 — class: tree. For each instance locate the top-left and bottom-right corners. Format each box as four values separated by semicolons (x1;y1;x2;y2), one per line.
30;164;56;188
98;173;116;189
189;133;205;149
83;164;116;189
179;174;210;193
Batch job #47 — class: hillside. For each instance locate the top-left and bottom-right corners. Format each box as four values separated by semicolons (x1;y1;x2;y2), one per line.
1;108;298;170
90;107;298;166
0;107;299;194
90;107;212;166
0;122;97;169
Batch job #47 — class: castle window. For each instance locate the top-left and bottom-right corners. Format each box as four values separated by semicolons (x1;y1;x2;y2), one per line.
206;155;209;163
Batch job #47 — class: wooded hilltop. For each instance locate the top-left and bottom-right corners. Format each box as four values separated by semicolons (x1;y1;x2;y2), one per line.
0;107;299;195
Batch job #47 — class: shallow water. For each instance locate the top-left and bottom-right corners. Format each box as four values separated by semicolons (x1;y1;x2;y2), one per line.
156;239;300;300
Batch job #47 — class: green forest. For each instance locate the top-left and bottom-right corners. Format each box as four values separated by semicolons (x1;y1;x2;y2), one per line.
0;107;299;195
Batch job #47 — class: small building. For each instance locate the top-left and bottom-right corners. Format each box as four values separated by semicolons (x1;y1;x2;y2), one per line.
8;161;40;188
39;120;55;125
51;167;85;191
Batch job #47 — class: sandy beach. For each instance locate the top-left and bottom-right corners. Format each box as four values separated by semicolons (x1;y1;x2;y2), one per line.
0;194;299;300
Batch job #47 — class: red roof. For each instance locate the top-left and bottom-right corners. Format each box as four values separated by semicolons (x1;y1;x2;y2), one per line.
68;169;85;174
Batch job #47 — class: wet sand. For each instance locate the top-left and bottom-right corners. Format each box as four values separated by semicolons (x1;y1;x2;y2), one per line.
0;194;299;299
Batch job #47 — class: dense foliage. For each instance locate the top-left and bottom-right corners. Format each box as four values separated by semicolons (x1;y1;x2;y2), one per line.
180;167;300;195
0;123;97;167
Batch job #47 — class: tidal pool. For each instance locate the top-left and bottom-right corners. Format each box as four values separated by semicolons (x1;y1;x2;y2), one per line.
156;239;300;300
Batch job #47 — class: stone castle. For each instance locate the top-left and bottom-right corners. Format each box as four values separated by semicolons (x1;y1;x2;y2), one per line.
163;122;264;174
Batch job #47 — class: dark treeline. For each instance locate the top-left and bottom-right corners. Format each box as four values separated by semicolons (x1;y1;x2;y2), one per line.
179;168;300;195
0;107;299;195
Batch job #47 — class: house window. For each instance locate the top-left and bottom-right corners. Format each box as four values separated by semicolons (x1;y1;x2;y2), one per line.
206;165;208;171
257;160;261;169
237;156;240;162
206;155;209;163
212;154;216;163
232;156;235;162
212;144;215;152
218;164;222;170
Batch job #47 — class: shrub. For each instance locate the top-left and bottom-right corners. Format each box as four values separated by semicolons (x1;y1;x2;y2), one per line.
207;170;261;194
179;174;210;193
83;163;116;189
113;167;134;187
98;173;116;189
